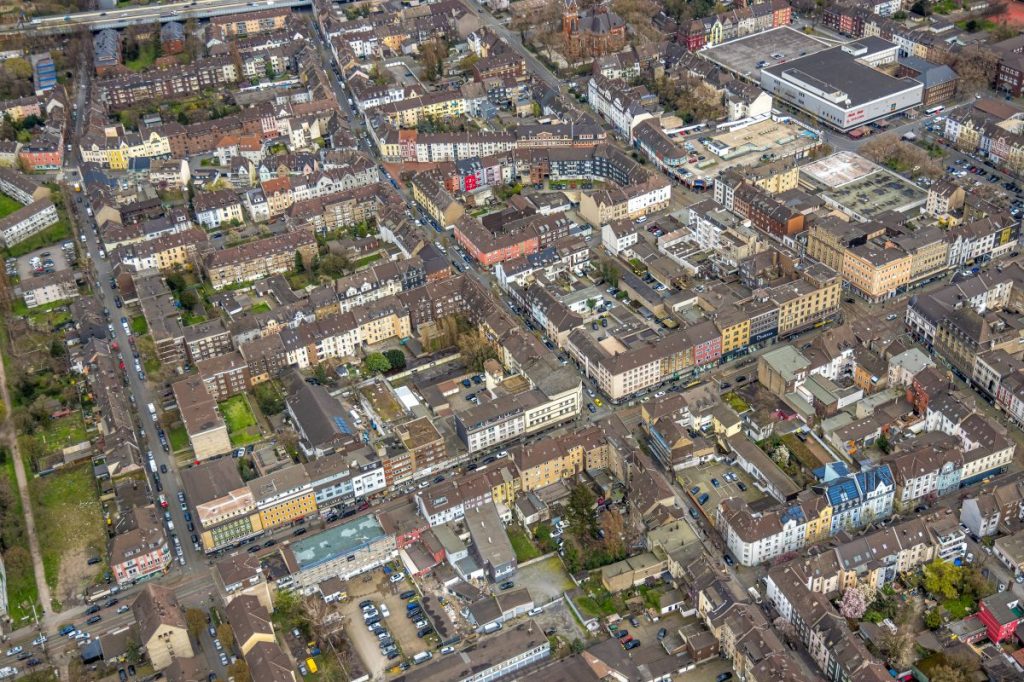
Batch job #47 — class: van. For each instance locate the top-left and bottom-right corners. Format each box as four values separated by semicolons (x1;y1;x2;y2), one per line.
481;622;502;634
412;652;432;664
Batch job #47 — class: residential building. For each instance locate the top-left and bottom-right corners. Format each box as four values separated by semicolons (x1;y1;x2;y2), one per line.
277;514;397;593
172;377;231;461
132;584;194;671
109;507;172;587
21;269;78;308
0;199;58;247
181;457;264;553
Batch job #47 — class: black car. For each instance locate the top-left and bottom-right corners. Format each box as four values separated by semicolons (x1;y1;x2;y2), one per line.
499;581;515;590
104;598;119;608
160;464;167;473
26;658;41;667
407;609;422;619
359;599;374;609
716;674;733;682
263;539;276;548
400;590;417;600
87;615;102;625
614;629;629;639
85;605;101;615
292;527;307;537
657;628;667;640
629;616;639;628
417;627;433;638
366;616;381;626
119;670;128;682
247;546;260;554
723;554;735;567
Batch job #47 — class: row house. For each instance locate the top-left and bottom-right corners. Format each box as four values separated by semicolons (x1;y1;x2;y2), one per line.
99;56;240;108
193;190;244;230
115;227;207;272
203;229;317;289
886;432;963;511
679;0;791;51
960;479;1024;538
586;75;658;140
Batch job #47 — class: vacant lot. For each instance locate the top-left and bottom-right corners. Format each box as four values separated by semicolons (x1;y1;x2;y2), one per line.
30;465;106;608
220;394;260;446
515;555;573;605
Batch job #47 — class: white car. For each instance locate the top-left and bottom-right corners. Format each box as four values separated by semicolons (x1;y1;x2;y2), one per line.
363;609;379;621
389;572;405;583
4;647;22;657
380;604;390;618
214;639;223;651
527;607;543;616
440;646;455;655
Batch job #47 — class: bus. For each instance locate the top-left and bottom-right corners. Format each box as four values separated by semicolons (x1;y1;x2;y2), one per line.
925;105;945;115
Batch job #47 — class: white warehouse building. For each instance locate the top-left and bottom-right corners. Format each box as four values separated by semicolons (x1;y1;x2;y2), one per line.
760;40;922;132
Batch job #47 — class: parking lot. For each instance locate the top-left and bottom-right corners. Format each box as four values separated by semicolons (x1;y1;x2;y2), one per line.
12;243;74;281
342;571;430;677
677;460;768;522
703;25;828;78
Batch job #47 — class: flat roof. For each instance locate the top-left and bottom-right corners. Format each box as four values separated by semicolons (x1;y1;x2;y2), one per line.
800;151;878;187
763;46;920;108
290;514;386;571
823;169;927;219
703;26;829;80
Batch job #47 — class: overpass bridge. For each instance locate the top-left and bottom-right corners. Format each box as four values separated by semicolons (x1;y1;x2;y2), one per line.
6;0;315;34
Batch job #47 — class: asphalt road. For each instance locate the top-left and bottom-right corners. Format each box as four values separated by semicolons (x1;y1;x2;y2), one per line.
457;0;561;92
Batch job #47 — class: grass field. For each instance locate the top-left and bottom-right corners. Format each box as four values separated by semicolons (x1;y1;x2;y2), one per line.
19;411;90;467
126;42;158;72
250;302;271;314
130;315;148;335
168;425;189;452
1;451;40;624
507;525;541;563
354;253;382;269
30;465;106;607
0;193;22;219
220;394;259;446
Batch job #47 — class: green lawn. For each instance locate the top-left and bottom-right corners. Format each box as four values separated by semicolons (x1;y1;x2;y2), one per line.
0;192;22;219
943;596;975;619
250;302;271;314
354;253;382;269
723;392;749;413
181;312;207;326
6;219;72;259
130;315;148;335
125;42;158;72
219;394;260;446
168;425;189;452
507;526;541;563
19;411;90;466
30;465;106;602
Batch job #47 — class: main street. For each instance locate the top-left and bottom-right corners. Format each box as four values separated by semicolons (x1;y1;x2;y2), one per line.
457;0;561;92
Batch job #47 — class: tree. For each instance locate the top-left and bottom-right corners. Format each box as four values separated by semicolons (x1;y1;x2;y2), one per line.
363;352;391;374
3;57;33;80
839;586;867;619
565;484;598;540
227;660;251;682
383;349;406;371
923;559;962;599
317;253;352;279
253;382;284;415
50;339;66;358
293;250;305;273
881;628;916;670
185;608;207;642
586;298;597;312
418;40;449;82
876;432;891;454
217;623;235;649
924;608;943;630
600;508;626;558
929;665;967;682
457;328;498;372
595;260;620;287
178;289;198;311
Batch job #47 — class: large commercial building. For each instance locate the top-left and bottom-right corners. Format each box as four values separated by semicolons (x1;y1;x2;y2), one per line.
760;41;922;131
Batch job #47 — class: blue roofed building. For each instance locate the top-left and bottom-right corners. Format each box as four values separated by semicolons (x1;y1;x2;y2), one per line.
276;513;397;593
824;464;894;534
30;53;57;94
